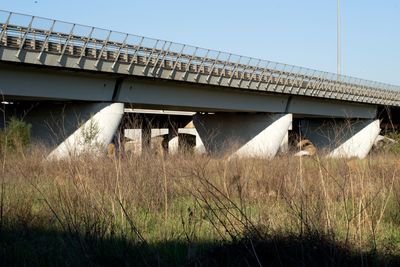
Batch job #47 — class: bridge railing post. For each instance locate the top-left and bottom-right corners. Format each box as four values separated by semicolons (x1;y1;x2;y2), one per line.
142;39;160;72
15;15;34;58
0;11;12;46
93;30;111;68
126;36;144;72
255;61;270;89
155;41;173;75
58;23;76;63
206;51;221;83
111;33;128;70
37;19;56;61
264;62;278;90
237;57;252;87
227;55;242;85
216;53;232;84
246;59;262;88
169;44;185;78
194;49;210;80
76;26;94;66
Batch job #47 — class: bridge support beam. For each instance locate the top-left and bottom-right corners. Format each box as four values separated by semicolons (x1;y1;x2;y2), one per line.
193;113;292;158
3;102;124;159
301;119;380;158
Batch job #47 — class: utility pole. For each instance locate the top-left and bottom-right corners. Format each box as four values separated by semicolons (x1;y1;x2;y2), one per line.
337;0;341;77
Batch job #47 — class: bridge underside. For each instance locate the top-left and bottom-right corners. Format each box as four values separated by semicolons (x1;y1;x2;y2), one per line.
0;57;391;160
0;62;377;119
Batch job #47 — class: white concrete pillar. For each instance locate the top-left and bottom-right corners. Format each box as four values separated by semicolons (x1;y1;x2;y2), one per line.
178;127;205;154
141;126;151;152
195;133;206;154
278;131;289;154
47;102;124;159
168;127;179;154
301;119;380;158
193;113;292;158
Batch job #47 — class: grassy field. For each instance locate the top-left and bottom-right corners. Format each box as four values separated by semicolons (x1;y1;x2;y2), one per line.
0;145;400;266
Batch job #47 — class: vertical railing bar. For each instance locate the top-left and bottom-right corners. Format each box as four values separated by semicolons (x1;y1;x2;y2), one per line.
0;12;12;45
150;40;167;73
15;16;35;57
264;62;278;90
194;49;210;80
37;19;56;60
155;41;173;75
126;36;144;71
279;65;295;92
246;59;262;88
153;42;172;75
93;30;112;68
206;51;221;82
58;24;76;62
227;56;242;85
288;67;303;93
111;33;128;69
335;75;346;98
76;26;94;65
308;71;323;95
344;77;354;96
256;62;271;89
184;47;198;72
317;72;330;96
237;57;252;86
327;73;337;97
180;47;198;80
32;28;36;49
310;72;323;96
301;70;317;94
217;54;232;83
272;64;289;91
338;76;345;95
350;78;358;99
351;78;360;101
142;39;160;73
359;79;367;100
169;45;185;78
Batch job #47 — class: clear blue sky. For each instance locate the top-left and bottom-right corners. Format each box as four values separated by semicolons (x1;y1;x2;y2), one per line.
2;0;400;85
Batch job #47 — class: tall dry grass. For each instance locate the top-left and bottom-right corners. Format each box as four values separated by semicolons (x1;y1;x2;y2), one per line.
0;144;399;265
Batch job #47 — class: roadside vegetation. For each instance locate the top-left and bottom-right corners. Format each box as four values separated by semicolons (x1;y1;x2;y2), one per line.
0;119;399;266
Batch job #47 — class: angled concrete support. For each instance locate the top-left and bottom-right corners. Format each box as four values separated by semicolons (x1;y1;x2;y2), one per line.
47;103;124;159
193;113;292;158
301;119;380;158
278;131;289;154
168;127;179;154
3;102;124;159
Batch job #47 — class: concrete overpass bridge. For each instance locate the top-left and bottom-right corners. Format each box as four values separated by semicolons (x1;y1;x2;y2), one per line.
0;10;399;159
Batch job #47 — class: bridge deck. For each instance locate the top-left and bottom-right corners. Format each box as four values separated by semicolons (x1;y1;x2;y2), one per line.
0;10;399;106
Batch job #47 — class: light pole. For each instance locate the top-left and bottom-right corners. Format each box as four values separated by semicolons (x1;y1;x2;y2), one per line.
337;0;341;77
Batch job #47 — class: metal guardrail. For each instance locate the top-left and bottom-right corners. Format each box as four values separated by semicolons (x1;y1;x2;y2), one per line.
0;10;399;105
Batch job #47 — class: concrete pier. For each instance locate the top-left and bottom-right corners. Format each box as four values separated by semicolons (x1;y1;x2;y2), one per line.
2;102;124;159
193;113;292;158
301;119;380;158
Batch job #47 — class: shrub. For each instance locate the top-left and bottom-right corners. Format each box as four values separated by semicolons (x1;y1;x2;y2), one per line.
0;117;32;153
